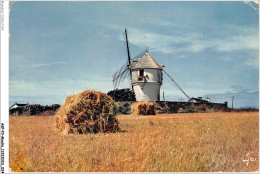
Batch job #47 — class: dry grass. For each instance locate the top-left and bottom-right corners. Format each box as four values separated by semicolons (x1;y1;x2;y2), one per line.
9;112;259;172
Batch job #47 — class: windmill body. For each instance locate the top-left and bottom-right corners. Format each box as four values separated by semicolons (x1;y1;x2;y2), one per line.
130;52;164;101
112;29;190;102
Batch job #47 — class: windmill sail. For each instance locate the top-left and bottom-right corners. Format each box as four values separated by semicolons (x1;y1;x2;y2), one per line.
113;68;129;88
124;28;133;91
112;63;129;89
124;28;132;66
112;28;133;90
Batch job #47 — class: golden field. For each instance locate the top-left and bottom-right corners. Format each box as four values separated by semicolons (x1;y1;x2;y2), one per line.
9;112;259;172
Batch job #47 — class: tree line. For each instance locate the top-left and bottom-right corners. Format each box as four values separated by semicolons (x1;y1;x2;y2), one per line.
9;104;60;116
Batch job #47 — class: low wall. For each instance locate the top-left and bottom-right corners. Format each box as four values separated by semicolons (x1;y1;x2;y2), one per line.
116;101;228;114
155;101;228;114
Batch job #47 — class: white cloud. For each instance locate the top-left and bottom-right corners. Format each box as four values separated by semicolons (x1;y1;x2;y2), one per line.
9;78;114;97
101;23;259;69
109;25;258;69
32;61;67;68
244;55;259;69
103;22;258;57
126;27;258;55
100;22;256;55
214;35;258;52
158;21;183;28
125;28;190;54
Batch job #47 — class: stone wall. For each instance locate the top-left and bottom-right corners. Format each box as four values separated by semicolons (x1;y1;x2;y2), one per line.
116;101;228;115
155;101;228;114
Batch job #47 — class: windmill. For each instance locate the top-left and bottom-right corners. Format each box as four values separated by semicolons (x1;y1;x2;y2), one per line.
113;29;191;101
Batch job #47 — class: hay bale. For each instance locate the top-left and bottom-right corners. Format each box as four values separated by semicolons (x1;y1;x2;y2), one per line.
54;90;120;134
131;101;156;115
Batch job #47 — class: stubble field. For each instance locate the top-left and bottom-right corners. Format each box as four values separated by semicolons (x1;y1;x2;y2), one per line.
9;112;259;172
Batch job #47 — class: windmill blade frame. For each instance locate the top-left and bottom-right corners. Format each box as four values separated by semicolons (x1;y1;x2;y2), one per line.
113;67;130;89
112;28;134;90
117;67;130;87
113;62;127;78
124;28;133;91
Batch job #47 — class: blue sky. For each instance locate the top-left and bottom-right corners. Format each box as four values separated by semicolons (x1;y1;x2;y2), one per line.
9;1;259;108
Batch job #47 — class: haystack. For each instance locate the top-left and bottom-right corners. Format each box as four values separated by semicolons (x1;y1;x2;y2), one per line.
55;90;120;134
131;101;156;115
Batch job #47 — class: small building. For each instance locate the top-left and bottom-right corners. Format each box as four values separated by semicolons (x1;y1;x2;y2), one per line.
9;102;28;110
188;97;210;103
9;103;29;116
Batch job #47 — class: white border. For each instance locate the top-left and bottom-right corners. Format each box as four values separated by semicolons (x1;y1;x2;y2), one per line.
1;1;9;173
1;0;259;173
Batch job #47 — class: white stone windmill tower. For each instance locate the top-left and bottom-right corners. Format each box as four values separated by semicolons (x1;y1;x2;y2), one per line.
129;52;164;101
113;29;190;102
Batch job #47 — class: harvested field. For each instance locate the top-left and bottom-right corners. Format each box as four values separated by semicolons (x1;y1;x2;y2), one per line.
9;112;259;172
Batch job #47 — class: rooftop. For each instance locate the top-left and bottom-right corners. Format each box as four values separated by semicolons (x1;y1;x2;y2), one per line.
130;52;164;69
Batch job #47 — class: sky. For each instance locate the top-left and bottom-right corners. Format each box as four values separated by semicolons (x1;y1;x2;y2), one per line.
9;1;259;108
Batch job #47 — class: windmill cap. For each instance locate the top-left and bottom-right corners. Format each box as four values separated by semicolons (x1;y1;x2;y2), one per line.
130;52;163;69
